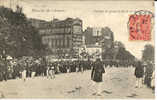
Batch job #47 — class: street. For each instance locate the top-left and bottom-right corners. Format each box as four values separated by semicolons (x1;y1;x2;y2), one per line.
0;67;155;99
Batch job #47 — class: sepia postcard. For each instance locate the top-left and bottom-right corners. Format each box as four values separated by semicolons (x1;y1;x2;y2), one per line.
0;0;155;99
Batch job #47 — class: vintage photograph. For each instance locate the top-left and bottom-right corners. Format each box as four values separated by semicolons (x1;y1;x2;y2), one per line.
0;0;155;99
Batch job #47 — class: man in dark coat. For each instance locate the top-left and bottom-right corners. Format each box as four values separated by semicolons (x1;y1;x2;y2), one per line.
91;58;105;95
144;61;153;87
0;58;5;81
134;61;144;88
1;60;8;81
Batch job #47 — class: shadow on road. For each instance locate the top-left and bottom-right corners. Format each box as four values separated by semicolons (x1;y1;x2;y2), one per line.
127;93;138;98
0;92;5;98
67;90;76;94
102;90;112;94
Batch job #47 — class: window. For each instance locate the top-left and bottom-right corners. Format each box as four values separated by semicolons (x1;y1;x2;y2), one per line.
60;39;63;47
51;39;54;47
73;26;82;34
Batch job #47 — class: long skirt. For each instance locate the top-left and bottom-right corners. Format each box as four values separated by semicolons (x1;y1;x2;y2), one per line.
151;78;155;87
67;69;70;73
31;72;36;78
151;71;155;88
49;70;55;78
22;70;26;81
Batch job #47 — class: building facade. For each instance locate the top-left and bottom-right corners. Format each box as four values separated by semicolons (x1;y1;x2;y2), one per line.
83;27;114;59
30;18;83;58
86;44;102;60
84;27;113;47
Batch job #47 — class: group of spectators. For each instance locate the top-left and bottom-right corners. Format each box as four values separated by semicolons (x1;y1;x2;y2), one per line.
0;56;155;91
134;60;155;91
103;60;135;68
0;56;94;81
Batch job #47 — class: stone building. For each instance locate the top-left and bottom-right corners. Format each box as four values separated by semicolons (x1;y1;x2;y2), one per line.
84;27;113;47
83;27;114;59
30;18;83;58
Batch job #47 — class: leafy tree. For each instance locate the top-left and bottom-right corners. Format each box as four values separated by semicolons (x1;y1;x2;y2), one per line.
115;47;135;61
0;6;45;57
102;48;114;59
114;41;125;48
101;27;114;41
102;40;135;62
142;44;154;62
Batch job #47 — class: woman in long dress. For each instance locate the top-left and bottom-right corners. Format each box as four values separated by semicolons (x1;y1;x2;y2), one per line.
134;61;144;88
151;70;155;91
91;58;105;96
22;68;27;82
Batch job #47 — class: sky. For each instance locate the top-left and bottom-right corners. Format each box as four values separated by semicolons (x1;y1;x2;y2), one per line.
0;0;155;59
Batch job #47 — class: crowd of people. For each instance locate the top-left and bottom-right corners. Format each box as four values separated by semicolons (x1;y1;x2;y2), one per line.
0;56;155;93
90;59;155;95
134;60;155;91
0;56;93;81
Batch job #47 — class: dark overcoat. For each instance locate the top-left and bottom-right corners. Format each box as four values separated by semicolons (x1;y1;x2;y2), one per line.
91;60;105;82
135;62;144;78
